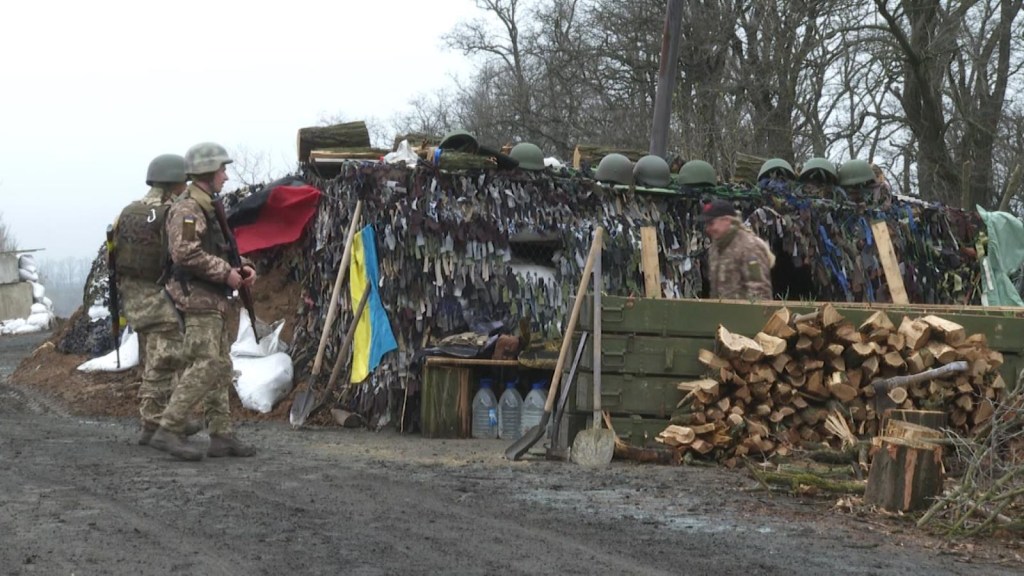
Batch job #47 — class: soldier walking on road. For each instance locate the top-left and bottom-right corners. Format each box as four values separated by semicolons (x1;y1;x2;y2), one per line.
702;198;775;301
149;142;257;461
114;154;203;445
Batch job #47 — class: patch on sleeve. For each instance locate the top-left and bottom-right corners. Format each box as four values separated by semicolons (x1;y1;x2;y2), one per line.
183;217;197;241
747;260;762;279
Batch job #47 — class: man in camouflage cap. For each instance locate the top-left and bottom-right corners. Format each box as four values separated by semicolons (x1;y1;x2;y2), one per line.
149;142;258;461
701;199;775;301
114;154;202;445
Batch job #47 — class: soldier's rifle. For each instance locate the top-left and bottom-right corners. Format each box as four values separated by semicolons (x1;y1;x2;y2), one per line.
212;198;260;343
104;225;122;369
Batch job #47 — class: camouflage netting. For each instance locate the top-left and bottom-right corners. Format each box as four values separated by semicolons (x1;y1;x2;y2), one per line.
57;245;115;356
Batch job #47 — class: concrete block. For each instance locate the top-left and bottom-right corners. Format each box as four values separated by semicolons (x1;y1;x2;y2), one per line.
0;254;19;284
0;282;33;322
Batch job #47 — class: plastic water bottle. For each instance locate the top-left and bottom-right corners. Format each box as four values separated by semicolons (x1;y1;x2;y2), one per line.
471;379;498;439
497;381;523;441
520;381;548;437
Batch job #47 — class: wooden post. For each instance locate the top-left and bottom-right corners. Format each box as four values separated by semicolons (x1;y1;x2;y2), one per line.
640;226;662;298
865;437;944;512
870;220;909;304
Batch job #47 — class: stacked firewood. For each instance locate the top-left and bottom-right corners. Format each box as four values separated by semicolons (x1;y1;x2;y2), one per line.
657;304;1006;459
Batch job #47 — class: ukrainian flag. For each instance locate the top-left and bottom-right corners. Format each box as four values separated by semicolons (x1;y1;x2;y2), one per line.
349;225;398;383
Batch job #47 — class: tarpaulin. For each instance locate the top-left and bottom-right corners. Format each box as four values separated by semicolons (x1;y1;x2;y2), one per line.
977;206;1024;306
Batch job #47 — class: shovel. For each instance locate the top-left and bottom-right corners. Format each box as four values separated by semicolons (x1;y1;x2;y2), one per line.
506;227;604;461
571;240;614;466
547;332;590;461
318;284;372;410
289;200;363;427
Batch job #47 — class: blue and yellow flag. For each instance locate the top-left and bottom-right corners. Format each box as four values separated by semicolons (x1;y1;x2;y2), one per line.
349;225;398;383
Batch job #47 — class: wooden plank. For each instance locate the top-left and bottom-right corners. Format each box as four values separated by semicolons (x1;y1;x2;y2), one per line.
640;226;662;298
870;220;910;304
421;365;471;438
424;357;520;367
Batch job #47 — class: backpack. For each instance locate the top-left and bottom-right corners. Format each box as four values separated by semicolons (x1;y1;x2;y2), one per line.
114;201;171;283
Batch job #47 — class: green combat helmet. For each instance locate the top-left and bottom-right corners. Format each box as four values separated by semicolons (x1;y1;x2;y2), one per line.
438;129;478;152
758;158;795;180
594;153;633;185
185;142;233;176
798;157;838;183
510;142;545;171
678;159;716;187
633;155;672;188
838;159;876;187
146;154;188;186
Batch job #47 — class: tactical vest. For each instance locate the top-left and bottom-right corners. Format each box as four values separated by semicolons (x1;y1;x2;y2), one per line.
171;192;232;292
115;201;171;283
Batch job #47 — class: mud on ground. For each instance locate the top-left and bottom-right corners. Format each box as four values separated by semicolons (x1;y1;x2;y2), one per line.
2;329;1024;575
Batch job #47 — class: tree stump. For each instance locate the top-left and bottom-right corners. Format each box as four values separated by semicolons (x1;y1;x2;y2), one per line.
297;121;371;162
865;437;944;512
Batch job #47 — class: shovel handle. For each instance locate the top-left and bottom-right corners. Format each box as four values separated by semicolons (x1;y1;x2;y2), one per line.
311;200;363;377
325;285;372;391
544;227;604;413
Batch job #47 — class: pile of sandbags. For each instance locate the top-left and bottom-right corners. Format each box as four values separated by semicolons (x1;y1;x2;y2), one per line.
0;253;55;335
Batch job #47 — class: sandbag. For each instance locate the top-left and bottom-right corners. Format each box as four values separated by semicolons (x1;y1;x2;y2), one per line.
19;268;39;282
232;354;294;413
76;329;139;372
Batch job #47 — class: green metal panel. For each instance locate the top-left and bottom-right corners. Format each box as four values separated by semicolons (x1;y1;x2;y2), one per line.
575;371;683;418
580;333;714;377
565;414;670;447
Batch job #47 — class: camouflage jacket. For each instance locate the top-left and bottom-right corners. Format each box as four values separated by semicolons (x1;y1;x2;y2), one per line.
709;221;774;301
164;184;234;316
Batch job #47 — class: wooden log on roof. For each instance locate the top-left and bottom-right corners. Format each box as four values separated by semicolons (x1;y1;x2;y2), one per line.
297;121;372;162
308;147;391;162
572;144;648;169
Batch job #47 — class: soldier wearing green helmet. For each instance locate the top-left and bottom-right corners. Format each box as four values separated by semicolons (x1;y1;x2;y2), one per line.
678;159;717;189
798;157;846;202
150;142;257;461
113;154;204;446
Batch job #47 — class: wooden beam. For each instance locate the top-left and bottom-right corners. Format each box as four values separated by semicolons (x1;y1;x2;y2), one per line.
870;220;909;304
640;226;662;298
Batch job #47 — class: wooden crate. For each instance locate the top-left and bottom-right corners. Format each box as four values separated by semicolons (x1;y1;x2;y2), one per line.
420;358;521;438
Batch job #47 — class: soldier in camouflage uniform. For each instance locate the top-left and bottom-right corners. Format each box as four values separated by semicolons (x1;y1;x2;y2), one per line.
702;199;775;300
149;142;257;461
114;154;203;445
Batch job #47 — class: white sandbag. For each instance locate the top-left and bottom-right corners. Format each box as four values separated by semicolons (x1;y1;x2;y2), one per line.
1;318;27;335
30;282;45;300
18;254;37;271
13;323;43;335
31;303;48;314
230;308;288;357
41;296;53;309
76;330;139;372
26;311;52;329
88;305;110;320
231;353;294;413
19;268;39;282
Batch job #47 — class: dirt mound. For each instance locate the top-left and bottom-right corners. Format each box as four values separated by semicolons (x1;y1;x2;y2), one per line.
11;248;308;423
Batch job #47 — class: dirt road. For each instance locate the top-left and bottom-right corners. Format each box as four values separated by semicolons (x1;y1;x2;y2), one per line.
0;332;1018;575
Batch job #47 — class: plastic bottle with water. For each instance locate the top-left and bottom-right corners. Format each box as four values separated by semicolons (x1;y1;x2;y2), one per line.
471;378;498;439
497;380;523;441
520;380;548;437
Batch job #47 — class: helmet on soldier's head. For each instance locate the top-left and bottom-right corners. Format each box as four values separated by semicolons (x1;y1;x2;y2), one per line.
633;155;672;187
146;154;188;186
509;142;545;171
185;142;233;176
594;153;633;185
758;158;795;180
838;159;876;187
798;157;838;182
678;160;716;186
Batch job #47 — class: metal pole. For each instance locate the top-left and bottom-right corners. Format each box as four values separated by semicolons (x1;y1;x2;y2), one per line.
649;0;685;158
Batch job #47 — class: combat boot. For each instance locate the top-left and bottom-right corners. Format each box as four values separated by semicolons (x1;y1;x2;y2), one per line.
138;419;204;446
207;434;257;458
149;427;205;461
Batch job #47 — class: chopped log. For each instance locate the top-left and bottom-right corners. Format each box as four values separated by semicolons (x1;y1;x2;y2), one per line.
657;425;696;446
887;387;908;405
762;308;797;339
614;440;681;465
754;332;787;356
727;413;745;428
828;355;847;372
745;418;770;437
698;349;730;370
771;353;791;373
297;121;371;162
882;419;943;443
795;335;814;353
820;303;844;328
860;310;896;333
861;356;880;379
920;315;966;346
905;352;926;374
865;437;944;512
883;351;906;370
987;349;1004;368
796;322;822;338
717;325;764;362
834;323;864;344
804;359;825;371
955;394;974;412
898;317;931;351
828;373;859;403
926;341;958;364
972;398;995;426
770;406;796;423
690;439;715;455
887;332;906;350
850;342;876;358
331;409;365;428
677;378;719;394
805;370;827;398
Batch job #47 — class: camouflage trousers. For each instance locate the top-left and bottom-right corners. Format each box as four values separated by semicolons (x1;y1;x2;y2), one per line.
137;324;185;428
159;312;233;436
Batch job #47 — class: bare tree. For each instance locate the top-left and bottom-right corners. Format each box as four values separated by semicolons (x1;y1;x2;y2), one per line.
37;256;92;317
0;210;17;253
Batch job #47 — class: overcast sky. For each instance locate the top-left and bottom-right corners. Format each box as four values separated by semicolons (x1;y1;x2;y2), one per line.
0;0;477;262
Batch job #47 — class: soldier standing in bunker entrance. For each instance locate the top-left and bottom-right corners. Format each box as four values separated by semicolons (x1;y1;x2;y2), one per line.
702;198;775;301
114;154;203;445
148;142;257;461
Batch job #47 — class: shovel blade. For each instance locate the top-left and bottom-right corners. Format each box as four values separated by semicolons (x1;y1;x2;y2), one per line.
504;411;551;461
289;390;317;428
570;429;615;466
